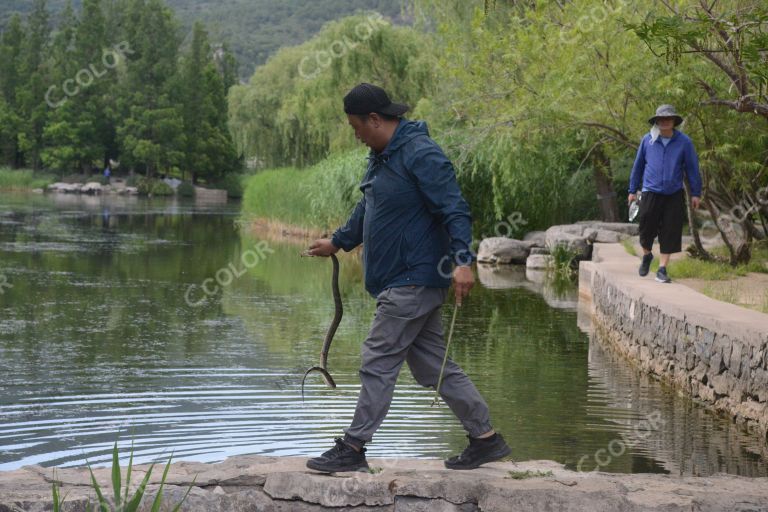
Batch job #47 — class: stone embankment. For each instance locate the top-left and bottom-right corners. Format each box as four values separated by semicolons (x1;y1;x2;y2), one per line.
579;243;768;443
2;455;768;511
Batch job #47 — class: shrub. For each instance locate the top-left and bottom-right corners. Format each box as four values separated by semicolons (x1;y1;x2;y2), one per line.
177;181;195;197
151;180;174;196
216;173;244;198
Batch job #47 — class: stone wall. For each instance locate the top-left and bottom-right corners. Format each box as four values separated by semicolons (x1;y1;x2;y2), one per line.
579;244;768;444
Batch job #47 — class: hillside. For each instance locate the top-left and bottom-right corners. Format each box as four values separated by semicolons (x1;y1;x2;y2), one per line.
0;0;405;79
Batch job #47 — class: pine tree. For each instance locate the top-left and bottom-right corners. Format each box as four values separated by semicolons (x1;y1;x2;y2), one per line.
116;0;184;177
177;22;238;183
0;15;26;167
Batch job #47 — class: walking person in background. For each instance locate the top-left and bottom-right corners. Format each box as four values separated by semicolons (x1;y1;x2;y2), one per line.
305;83;511;472
628;105;702;283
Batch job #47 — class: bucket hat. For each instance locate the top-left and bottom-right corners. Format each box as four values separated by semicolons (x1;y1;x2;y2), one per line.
648;104;683;126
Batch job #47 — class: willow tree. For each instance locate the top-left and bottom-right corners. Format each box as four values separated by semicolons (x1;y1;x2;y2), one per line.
412;0;692;227
228;12;436;169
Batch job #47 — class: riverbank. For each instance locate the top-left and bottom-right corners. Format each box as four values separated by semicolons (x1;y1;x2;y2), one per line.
2;454;768;511
579;243;768;444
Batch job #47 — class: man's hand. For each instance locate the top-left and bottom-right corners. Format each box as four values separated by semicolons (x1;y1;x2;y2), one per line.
307;238;339;257
627;193;637;206
452;265;474;306
691;196;701;209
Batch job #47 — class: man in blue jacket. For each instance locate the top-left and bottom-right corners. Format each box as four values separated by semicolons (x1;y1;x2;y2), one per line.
305;83;511;472
629;105;702;283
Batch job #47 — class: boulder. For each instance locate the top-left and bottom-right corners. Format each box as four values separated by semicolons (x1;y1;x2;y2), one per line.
522;230;547;247
81;181;103;194
575;220;639;236
477;237;534;264
526;254;552;270
544;226;591;260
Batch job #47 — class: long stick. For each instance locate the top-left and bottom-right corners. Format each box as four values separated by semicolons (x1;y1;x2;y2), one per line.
431;302;459;407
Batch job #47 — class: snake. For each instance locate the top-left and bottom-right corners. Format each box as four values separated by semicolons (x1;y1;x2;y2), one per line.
300;252;341;400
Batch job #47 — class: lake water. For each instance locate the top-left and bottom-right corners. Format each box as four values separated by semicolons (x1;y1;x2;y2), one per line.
0;192;765;476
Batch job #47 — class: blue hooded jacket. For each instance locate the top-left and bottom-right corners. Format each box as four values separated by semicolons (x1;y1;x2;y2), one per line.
331;119;474;297
629;129;702;197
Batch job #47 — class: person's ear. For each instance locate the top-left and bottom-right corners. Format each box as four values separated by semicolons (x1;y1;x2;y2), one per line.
369;112;381;129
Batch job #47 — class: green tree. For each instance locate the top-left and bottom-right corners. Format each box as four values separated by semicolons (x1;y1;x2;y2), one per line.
116;0;185;176
0;15;26;167
176;22;239;183
228;12;435;169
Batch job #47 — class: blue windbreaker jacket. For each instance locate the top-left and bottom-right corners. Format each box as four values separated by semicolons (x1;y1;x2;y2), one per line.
331;119;474;297
629;129;702;196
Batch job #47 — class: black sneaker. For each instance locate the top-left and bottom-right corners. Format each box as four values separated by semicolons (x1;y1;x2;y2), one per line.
655;266;671;283
306;438;369;473
639;253;653;276
444;433;513;470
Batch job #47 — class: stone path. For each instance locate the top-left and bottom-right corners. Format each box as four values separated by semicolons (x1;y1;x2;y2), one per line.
1;455;768;511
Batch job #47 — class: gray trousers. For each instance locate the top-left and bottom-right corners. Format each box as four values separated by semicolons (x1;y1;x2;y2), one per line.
343;285;493;443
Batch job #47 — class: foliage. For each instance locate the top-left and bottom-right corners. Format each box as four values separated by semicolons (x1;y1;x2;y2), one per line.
214;172;245;198
136;177;174;196
176;180;195;197
548;244;579;283
50;439;195;512
228;13;435;169
0;0;240;180
0;167;54;189
241;149;367;230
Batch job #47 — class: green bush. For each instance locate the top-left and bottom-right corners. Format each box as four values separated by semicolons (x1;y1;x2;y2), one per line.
177;181;195;197
151;181;174;196
216;173;244;198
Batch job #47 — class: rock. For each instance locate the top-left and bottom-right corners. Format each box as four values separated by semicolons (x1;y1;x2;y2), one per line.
124;186;139;195
591;229;628;243
522;230;547;247
81;181;103;194
477;237;534;264
545;226;592;260
529;247;550;255
575;221;639;236
526;254;552;270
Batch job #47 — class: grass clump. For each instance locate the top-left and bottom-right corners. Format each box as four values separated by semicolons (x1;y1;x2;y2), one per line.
51;438;196;511
507;469;553;480
241;149;366;231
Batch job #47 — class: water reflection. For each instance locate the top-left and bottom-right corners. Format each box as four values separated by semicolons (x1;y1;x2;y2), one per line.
0;192;764;475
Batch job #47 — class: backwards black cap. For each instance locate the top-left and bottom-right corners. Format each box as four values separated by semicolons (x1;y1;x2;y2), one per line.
343;83;409;117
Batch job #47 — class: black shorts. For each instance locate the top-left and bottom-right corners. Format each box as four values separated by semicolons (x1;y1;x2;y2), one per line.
637;189;684;253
